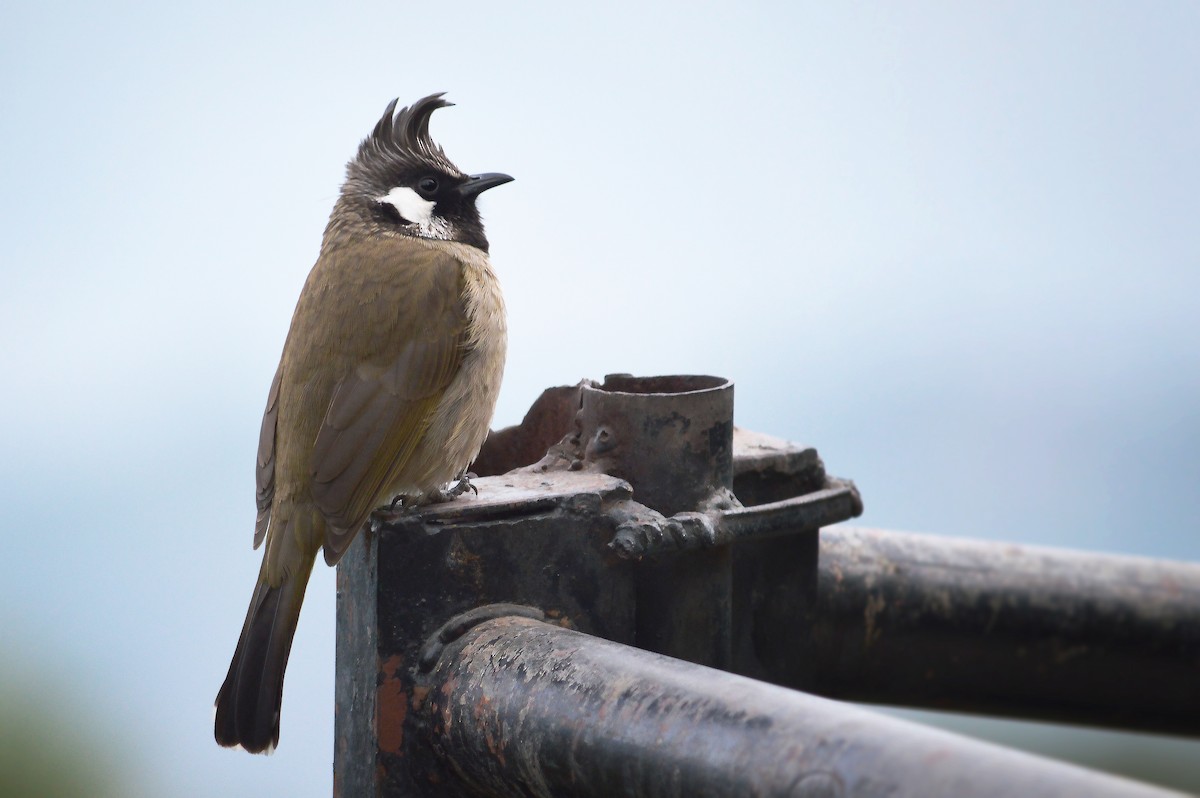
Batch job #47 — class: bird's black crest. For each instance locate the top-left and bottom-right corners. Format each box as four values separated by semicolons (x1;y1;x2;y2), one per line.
355;92;463;177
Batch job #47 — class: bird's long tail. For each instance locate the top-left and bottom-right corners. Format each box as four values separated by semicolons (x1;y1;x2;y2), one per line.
214;545;317;754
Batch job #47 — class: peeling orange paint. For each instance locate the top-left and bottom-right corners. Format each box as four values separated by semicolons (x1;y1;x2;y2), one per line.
377;654;408;754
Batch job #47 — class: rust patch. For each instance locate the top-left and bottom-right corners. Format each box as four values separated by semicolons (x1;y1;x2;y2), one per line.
446;535;484;589
440;675;459;734
482;712;506;767
378;654;408;755
863;594;886;648
411;683;430;711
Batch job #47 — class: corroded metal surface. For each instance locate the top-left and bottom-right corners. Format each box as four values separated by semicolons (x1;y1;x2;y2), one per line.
577;374;736;516
335;374;862;795
609;478;863;558
334;469;639;798
335;376;1199;798
795;526;1200;733
471;383;588;478
418;615;1187;798
576;375;739;667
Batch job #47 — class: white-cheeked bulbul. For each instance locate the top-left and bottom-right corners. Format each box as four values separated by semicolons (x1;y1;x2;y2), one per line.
214;93;511;753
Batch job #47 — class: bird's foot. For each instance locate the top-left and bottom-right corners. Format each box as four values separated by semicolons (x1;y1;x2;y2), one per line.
388;493;420;511
423;472;479;504
384;473;479;512
452;472;479;497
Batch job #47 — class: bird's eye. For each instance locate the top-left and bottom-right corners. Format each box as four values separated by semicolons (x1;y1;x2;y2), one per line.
416;177;439;197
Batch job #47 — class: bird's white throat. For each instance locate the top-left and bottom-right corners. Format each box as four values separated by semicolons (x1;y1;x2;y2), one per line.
379;186;453;240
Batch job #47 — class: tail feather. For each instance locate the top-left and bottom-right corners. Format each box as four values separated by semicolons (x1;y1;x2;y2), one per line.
214;557;315;753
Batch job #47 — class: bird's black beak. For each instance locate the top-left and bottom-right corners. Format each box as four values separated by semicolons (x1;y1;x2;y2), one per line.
457;172;514;199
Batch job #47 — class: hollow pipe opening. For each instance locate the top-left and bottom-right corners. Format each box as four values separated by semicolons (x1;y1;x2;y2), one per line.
596;373;730;396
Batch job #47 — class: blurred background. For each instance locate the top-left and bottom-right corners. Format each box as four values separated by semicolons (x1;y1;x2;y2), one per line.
2;1;1197;795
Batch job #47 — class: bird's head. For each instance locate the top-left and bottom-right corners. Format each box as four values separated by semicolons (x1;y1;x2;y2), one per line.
327;93;512;252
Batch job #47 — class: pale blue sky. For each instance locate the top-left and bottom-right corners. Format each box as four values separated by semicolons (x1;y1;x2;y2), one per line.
2;2;1198;795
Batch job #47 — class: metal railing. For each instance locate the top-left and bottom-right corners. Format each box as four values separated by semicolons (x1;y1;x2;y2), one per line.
333;375;1199;797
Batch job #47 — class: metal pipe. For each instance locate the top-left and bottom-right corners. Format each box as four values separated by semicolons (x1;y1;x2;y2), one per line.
577;374;737;667
577;374;735;516
416;615;1184;798
754;526;1200;735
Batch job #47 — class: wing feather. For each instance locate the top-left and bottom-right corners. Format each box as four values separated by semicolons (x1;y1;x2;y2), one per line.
253;365;283;548
307;241;469;555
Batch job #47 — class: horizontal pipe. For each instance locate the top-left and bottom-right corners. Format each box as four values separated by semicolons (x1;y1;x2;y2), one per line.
783;527;1200;734
416;615;1183;798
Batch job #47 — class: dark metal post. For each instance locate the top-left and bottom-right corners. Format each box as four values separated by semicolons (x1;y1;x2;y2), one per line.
577;375;736;667
416;614;1187;798
334;469;640;798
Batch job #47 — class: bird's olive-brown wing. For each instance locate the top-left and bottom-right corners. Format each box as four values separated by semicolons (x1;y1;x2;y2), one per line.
308;240;468;562
252;365;284;549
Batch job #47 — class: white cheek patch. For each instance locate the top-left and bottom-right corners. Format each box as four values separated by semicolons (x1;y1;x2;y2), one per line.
378;186;454;240
380;186;435;225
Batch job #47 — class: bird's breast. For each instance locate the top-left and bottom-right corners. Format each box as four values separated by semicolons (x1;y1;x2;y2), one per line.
407;242;507;490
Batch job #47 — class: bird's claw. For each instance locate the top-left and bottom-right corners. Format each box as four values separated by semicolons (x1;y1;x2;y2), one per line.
450;472;479;497
431;472;477;501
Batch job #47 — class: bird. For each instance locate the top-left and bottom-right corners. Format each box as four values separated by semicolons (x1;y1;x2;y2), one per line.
214;93;512;754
